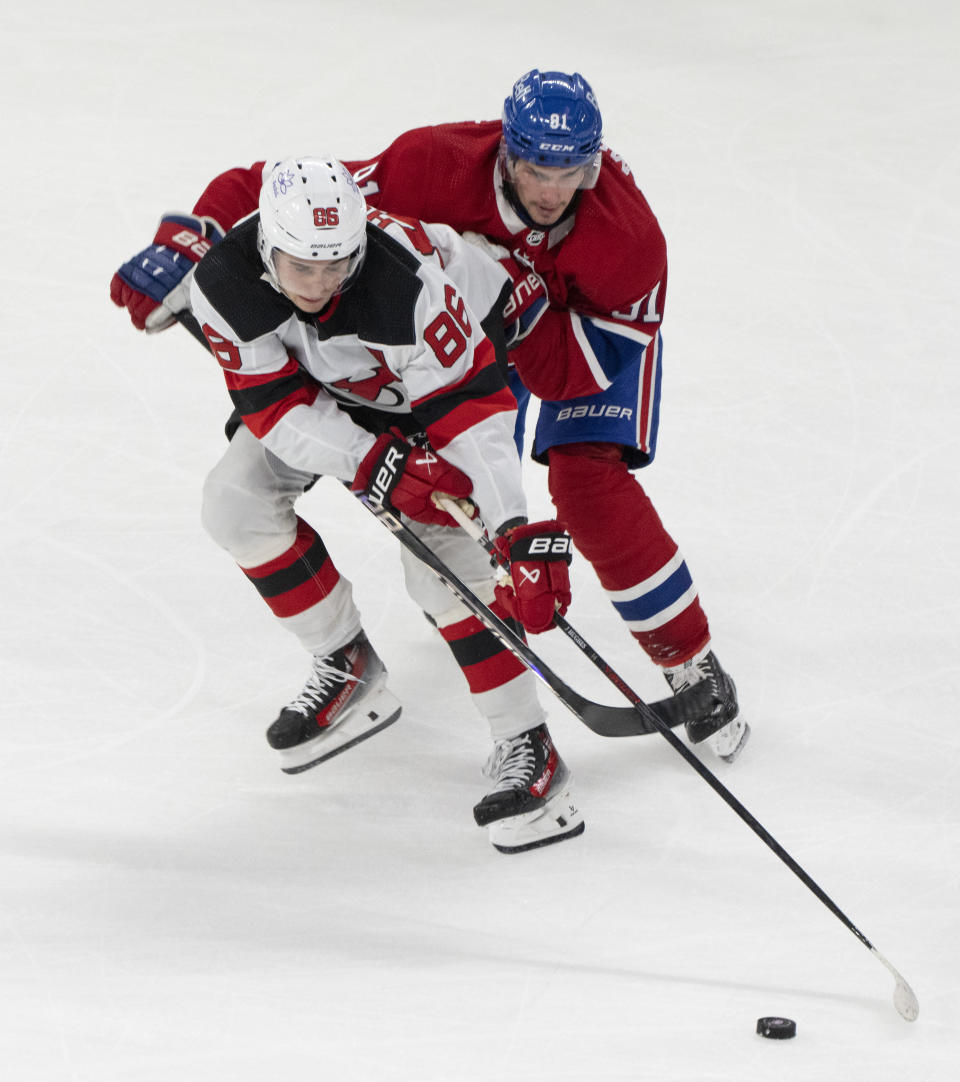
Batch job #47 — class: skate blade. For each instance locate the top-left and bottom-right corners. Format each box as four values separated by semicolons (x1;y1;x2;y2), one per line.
715;719;751;764
277;684;402;774
492;819;585;855
488;783;585;855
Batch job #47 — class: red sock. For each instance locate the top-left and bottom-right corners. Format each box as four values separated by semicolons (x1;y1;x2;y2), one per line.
548;442;710;665
240;516;340;618
438;599;528;693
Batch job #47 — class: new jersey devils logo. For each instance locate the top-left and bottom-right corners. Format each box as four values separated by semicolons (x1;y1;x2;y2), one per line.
329;349;404;406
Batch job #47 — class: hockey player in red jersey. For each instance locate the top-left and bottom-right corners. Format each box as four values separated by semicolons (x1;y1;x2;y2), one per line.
116;154;583;854
339;70;748;761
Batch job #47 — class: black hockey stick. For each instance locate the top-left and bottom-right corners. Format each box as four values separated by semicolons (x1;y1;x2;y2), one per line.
174;306;207;344
355;494;709;738
174;309;701;738
440;497;919;1022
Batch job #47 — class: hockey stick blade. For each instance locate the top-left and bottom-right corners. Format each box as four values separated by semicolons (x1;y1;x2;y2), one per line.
356;495;706;738
875;948;920;1021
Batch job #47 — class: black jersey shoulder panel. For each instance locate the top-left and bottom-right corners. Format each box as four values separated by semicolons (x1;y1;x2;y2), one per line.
193;215;293;340
328;225;424;346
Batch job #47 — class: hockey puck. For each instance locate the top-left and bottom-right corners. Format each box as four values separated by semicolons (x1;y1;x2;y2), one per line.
756;1017;797;1040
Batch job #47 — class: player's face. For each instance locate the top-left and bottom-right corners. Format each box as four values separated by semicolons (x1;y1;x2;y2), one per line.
273;249;352;312
510;159;586;226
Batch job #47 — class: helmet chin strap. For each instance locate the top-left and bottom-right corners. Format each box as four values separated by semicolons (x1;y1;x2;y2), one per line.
501;167;582;231
497;141;591;230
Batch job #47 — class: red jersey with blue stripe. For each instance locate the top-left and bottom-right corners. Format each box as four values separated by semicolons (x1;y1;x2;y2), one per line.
342;122;667;460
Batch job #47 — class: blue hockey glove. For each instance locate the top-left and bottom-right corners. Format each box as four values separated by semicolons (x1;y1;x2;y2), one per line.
110;213;224;332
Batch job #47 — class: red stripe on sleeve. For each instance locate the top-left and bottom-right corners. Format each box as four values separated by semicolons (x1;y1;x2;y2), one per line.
223;360;321;439
221;358;302;392
425;387;517;450
240;388;319;440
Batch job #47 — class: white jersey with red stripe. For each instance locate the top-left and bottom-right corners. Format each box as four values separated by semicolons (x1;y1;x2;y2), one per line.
189;211;524;534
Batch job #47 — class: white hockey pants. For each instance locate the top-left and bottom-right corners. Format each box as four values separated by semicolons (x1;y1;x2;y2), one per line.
200;424;545;741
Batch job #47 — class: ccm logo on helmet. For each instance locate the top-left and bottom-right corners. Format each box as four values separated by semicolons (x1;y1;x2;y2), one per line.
538;142;576;152
313;207;340;228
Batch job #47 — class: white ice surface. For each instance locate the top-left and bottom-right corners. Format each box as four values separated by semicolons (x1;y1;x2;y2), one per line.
1;1;958;1079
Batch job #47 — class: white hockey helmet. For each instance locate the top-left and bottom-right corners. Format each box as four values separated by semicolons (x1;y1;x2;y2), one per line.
257;155;368;294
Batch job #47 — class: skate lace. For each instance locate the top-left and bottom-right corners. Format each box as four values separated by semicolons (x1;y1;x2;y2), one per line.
288;655;359;715
482;734;536;792
667;654;714;695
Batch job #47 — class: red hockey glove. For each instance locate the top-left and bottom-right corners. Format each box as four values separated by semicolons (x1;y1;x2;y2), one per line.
499;256;548;348
493;521;573;634
110;212;224;332
352;431;473;527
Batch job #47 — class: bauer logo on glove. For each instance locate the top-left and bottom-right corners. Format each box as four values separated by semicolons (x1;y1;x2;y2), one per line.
353;429;473;528
525;535;573;558
494;522;573;634
366;442;411;509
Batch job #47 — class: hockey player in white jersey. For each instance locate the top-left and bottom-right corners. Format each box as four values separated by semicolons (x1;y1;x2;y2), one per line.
188;155;581;853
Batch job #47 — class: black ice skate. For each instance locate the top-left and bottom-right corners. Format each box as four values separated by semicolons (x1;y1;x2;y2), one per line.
473;724;585;854
266;632;401;774
664;649;749;762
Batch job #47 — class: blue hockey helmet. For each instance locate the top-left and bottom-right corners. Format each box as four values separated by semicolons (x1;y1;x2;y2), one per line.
502;70;603;168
